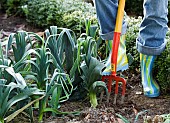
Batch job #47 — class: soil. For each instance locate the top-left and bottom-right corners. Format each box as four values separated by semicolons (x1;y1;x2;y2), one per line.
0;11;170;123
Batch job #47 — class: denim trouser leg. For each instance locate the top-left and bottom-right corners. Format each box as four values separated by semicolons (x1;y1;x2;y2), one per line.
93;0;127;40
94;0;168;55
136;0;168;55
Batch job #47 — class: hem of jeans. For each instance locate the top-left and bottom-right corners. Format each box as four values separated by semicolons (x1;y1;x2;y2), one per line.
136;38;167;55
99;25;127;40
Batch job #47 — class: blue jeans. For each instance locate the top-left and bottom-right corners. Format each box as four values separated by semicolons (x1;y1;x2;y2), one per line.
93;0;168;55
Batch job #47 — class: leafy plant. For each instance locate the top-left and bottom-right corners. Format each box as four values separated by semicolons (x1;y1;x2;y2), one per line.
78;34;107;108
4;95;44;123
125;0;143;16
26;0;97;35
2;31;42;84
6;0;28;16
0;42;10;79
81;56;106;108
29;46;54;90
44;24;106;108
154;40;170;93
26;0;64;28
0;75;44;123
161;114;170;123
44;26;77;73
6;31;31;62
126;16;142;72
38;69;74;121
44;26;84;100
0;80;26;123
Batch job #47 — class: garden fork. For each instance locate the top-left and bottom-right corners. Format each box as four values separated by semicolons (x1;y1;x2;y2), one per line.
100;0;126;104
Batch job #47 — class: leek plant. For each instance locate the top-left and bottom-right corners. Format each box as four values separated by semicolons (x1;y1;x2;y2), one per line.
81;56;107;108
44;26;77;74
44;26;105;105
30;46;53;90
1;31;40;84
38;69;75;122
6;31;32;62
6;31;56;90
78;34;107;108
0;20;107;122
0;76;44;123
0;80;27;123
45;26;84;98
74;19;107;108
12;29;76;121
0;40;30;86
0;42;10;78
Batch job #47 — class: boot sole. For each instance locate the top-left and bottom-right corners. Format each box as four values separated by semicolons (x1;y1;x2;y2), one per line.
144;92;160;98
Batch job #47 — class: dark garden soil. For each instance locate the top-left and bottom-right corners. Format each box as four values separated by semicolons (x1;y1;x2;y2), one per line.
1;11;170;123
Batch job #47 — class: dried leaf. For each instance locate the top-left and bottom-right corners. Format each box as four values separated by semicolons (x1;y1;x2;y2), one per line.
153;115;164;123
36;32;44;37
132;105;138;115
145;116;152;123
84;114;90;120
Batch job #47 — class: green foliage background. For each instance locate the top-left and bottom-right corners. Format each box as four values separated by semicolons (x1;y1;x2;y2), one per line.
125;0;143;16
25;0;97;35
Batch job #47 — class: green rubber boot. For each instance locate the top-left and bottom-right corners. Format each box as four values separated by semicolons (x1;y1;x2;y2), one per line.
102;34;128;75
140;53;160;97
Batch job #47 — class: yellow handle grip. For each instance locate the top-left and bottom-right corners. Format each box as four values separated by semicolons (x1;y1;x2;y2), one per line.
115;0;125;33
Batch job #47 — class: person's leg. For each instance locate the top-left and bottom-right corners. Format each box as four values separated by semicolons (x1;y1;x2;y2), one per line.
102;35;128;75
93;0;127;40
136;0;168;55
140;54;160;97
136;0;168;97
93;0;128;75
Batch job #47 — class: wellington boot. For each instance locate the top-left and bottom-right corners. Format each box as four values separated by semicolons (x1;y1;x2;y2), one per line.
140;53;160;97
102;34;128;75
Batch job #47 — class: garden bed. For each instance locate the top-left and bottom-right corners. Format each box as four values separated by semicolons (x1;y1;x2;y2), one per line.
0;12;170;123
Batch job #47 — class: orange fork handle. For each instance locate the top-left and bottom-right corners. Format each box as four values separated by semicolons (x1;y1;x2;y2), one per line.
111;0;125;74
111;32;121;75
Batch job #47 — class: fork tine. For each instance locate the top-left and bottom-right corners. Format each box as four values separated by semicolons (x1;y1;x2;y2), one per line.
106;92;111;103
114;79;119;104
120;77;126;104
100;90;104;103
101;75;126;104
106;78;112;103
